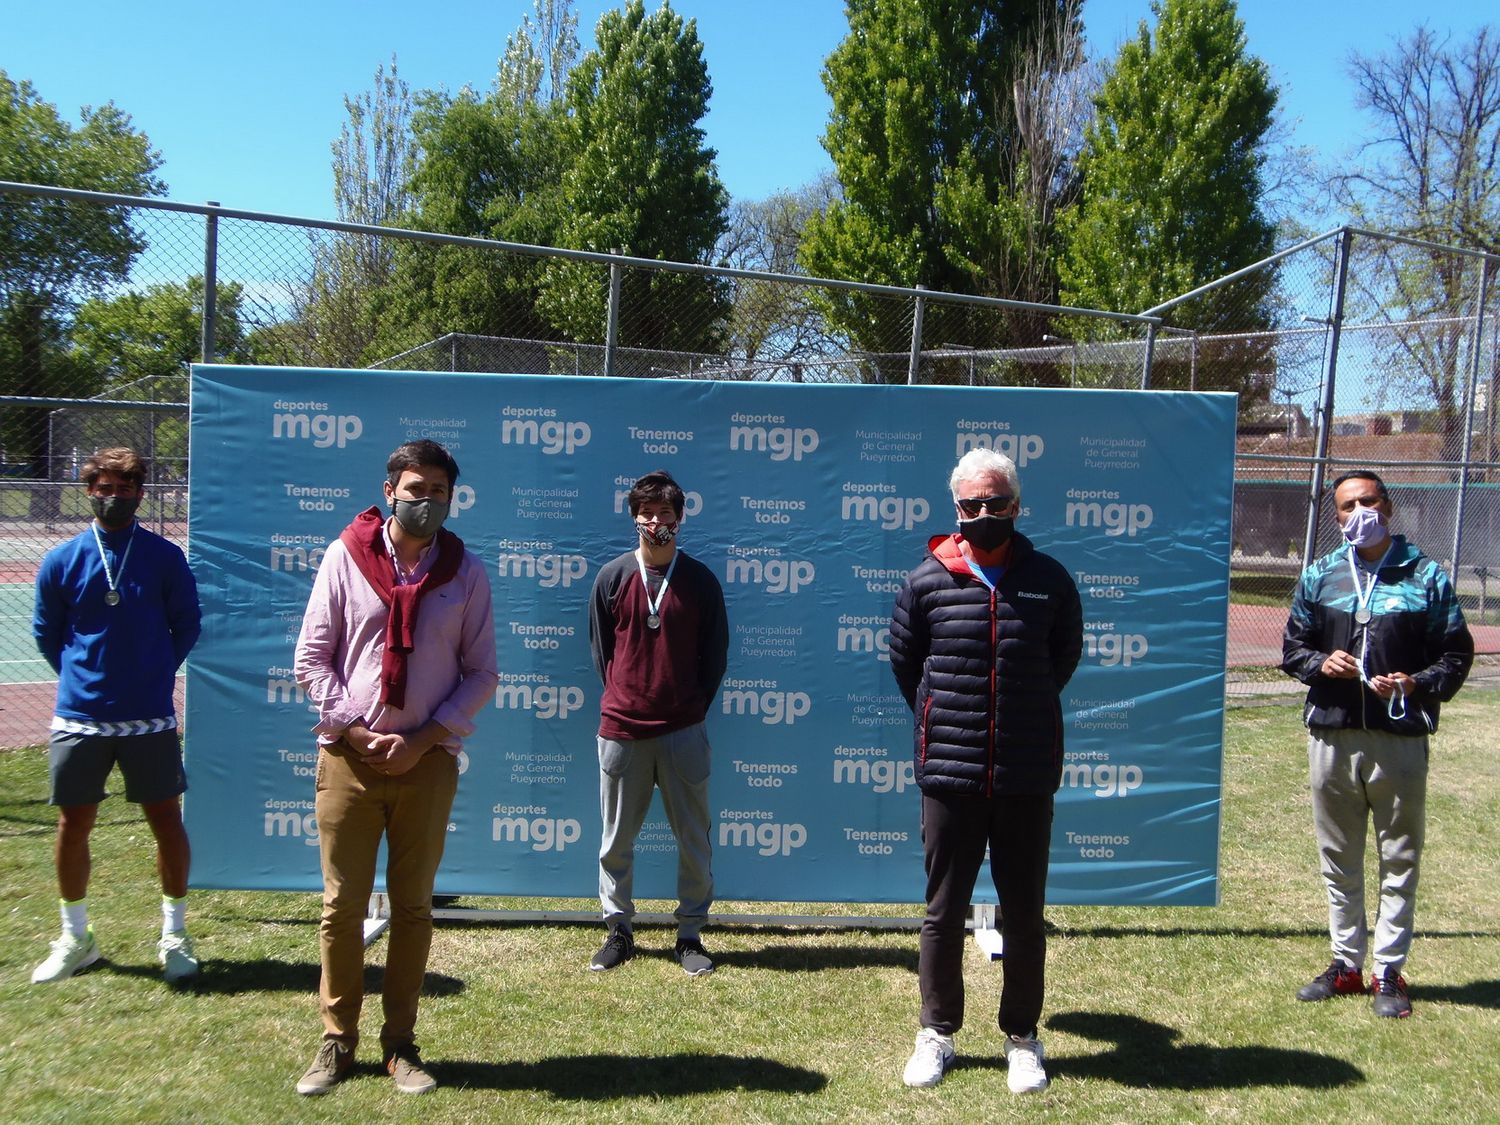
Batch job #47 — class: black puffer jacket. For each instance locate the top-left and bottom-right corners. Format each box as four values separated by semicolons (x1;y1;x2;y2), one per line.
889;532;1083;797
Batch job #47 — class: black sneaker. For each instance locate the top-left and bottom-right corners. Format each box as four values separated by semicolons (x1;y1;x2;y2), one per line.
674;936;714;976
1297;959;1367;1001
1372;969;1412;1018
590;928;634;971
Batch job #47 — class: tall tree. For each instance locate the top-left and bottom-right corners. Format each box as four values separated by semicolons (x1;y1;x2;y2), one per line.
538;0;730;360
801;0;1083;362
1057;0;1277;392
365;4;580;363
0;71;163;478
287;56;416;367
716;175;844;373
1333;26;1500;451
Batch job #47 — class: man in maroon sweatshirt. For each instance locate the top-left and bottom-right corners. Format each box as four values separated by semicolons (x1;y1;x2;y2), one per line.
587;470;728;976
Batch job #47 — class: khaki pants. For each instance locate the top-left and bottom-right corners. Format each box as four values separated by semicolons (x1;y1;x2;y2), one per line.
314;742;458;1053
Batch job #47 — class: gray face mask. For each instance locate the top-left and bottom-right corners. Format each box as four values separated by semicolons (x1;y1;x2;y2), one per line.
391;497;449;539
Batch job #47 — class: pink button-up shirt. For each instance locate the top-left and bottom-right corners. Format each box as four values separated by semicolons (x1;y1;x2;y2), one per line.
293;526;498;752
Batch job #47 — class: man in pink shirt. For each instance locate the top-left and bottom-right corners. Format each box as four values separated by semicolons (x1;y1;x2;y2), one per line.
292;440;497;1096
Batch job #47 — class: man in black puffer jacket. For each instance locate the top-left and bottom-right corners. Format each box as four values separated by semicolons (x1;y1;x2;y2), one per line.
889;448;1082;1095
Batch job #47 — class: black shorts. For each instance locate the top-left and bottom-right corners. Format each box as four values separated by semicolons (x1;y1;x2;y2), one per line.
47;729;187;807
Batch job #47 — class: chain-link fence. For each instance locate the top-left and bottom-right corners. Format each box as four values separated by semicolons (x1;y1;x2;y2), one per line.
3;180;1498;744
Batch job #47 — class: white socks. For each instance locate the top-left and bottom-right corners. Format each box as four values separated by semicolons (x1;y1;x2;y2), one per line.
162;894;187;937
61;898;89;938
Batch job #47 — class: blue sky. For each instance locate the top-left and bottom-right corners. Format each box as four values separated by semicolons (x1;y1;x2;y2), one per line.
5;0;1493;219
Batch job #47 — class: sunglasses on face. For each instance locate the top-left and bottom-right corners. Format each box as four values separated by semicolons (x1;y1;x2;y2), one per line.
956;495;1013;517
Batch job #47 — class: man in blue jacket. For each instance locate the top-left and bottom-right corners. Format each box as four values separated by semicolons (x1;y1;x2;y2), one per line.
31;447;201;984
1282;469;1472;1018
889;448;1082;1094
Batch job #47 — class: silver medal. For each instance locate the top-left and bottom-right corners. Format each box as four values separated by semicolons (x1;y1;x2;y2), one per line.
105;590;121;607
1354;607;1371;625
646;613;661;630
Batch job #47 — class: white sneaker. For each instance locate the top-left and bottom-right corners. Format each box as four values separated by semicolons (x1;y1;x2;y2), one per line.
1004;1034;1049;1094
31;927;101;983
903;1027;956;1087
158;931;200;983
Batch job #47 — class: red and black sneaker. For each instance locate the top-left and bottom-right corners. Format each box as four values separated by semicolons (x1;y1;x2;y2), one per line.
1297;959;1368;1001
1372;969;1412;1018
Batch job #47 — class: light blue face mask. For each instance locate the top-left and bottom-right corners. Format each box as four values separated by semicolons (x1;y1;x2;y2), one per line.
1342;504;1386;548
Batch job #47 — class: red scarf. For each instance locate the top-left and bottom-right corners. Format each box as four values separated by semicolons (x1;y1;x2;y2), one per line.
338;506;464;709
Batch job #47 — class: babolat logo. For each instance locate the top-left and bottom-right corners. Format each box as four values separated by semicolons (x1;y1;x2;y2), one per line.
728;412;819;461
490;804;582;851
840;482;929;531
1083;623;1149;667
724;547;815;594
269;534;329;572
719;811;808;856
499;406;591;455
954;422;1044;466
721;678;811;725
263;800;319;846
495;539;588;588
494;674;585;719
1064;489;1154;537
836;615;891;662
1060;760;1143;797
271;400;363;449
265;666;306;705
832;749;914;793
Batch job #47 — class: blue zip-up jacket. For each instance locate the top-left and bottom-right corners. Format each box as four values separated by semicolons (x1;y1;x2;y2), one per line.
33;521;201;723
1281;536;1472;735
889;531;1083;797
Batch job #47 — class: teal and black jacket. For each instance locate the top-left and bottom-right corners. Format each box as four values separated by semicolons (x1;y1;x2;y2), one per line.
1281;536;1473;735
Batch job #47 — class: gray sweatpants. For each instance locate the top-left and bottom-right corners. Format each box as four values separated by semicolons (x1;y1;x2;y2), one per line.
597;721;714;939
1308;727;1428;975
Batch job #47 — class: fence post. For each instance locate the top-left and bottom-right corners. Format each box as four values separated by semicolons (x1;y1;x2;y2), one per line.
907;285;926;386
1139;323;1157;389
1451;259;1492;579
605;249;622;378
201;202;219;363
1301;229;1353;568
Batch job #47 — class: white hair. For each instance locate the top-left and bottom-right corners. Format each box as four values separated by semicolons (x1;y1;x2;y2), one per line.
949;448;1020;500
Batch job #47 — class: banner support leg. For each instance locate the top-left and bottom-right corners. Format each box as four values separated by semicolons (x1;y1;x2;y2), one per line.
363;893;390;945
972;903;1003;960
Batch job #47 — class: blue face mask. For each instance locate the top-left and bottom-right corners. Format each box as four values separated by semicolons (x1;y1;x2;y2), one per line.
1342;504;1386;548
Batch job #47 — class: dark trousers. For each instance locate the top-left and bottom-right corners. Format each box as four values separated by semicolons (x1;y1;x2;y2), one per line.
918;790;1053;1039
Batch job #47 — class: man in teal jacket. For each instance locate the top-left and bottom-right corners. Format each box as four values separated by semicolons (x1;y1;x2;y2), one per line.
1282;470;1472;1018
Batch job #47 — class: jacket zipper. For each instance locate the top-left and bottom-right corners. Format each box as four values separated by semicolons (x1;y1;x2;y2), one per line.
987;585;997;798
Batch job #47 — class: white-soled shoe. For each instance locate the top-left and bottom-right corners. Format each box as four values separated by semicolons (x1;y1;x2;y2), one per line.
31;927;101;983
158;930;200;983
1004;1034;1049;1094
903;1027;956;1087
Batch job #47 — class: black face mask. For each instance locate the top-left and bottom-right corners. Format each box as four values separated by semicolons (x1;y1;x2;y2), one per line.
91;495;140;527
959;514;1013;552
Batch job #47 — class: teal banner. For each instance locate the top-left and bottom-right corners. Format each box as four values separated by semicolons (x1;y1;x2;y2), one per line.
186;365;1235;905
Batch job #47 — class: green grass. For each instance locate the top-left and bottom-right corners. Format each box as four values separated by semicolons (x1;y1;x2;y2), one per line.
3;696;1499;1123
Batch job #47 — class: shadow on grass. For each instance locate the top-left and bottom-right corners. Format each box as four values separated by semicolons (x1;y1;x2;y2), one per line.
435;1052;827;1098
1414;978;1500;1009
1040;1011;1362;1090
96;957;466;999
1053;923;1500;941
710;943;918;973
